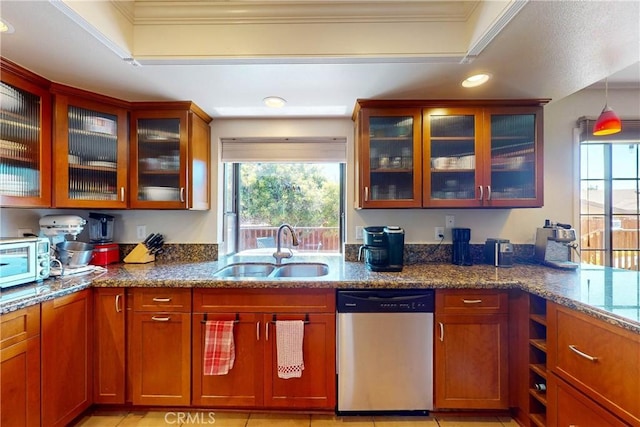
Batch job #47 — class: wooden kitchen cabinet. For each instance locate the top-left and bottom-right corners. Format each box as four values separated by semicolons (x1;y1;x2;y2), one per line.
192;288;336;410
435;289;509;409
51;84;129;208
0;58;52;208
41;289;93;427
547;302;640;426
129;102;211;210
353;99;547;209
130;288;191;406
94;288;126;404
0;305;41;427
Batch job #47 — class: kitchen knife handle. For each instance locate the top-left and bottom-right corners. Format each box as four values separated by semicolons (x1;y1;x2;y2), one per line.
151;316;170;322
364;186;369;202
478;185;484;201
120;187;125;202
180;187;185;203
115;294;122;313
486;185;492;200
439;322;444;342
569;345;598;362
152;297;171;302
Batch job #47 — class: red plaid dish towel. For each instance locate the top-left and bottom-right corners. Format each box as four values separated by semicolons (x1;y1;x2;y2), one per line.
203;320;235;376
276;320;305;379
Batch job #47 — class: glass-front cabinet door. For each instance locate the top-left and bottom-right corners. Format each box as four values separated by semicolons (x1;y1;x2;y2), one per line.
484;107;543;207
0;65;52;207
130;110;188;209
357;108;422;208
423;108;482;207
53;94;128;208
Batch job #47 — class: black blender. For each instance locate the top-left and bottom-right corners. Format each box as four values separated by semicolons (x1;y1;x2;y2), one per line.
88;213;119;265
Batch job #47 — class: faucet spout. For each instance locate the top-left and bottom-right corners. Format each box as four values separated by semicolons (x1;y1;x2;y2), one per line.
273;223;299;265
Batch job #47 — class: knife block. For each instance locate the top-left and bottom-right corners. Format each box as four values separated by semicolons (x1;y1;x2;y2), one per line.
123;243;155;264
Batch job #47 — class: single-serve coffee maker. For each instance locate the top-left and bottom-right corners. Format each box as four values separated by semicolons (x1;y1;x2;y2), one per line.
452;228;472;266
358;226;404;272
534;220;579;269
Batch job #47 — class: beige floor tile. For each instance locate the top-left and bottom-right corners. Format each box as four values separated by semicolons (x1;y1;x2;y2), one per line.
125;410;176;426
72;413;127;427
497;417;520;427
247;412;310;427
435;416;504;427
373;415;438;427
188;411;249;426
311;414;374;426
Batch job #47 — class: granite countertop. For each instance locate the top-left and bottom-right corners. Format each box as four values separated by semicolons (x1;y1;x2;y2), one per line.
2;255;639;334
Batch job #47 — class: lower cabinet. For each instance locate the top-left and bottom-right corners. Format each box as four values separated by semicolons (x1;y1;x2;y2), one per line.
1;305;41;427
192;288;336;410
41;289;93;427
94;288;126;404
434;290;509;409
130;288;191;406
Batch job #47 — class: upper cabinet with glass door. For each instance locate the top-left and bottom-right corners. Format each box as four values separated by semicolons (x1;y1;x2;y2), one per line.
130;103;211;210
51;85;129;208
354;106;422;208
0;58;52;208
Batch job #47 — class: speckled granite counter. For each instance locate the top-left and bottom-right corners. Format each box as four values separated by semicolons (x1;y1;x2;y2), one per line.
2;255;639;334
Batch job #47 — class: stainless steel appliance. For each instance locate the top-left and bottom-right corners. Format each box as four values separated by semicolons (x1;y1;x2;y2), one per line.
358;226;404;272
0;237;50;288
484;238;514;267
534;220;579;269
452;227;472;266
337;289;434;414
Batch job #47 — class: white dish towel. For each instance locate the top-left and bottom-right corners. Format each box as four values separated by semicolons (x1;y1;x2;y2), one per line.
276;320;305;379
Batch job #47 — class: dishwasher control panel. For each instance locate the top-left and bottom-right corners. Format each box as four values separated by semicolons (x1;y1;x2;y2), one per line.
337;289;434;313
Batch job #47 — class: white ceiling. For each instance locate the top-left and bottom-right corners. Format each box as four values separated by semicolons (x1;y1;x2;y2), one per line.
0;0;638;119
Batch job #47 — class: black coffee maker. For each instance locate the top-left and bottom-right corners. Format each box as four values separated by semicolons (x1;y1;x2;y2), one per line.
359;226;404;272
452;227;472;266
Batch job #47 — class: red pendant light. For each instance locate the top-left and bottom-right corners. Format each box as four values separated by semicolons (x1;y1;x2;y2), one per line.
593;78;622;136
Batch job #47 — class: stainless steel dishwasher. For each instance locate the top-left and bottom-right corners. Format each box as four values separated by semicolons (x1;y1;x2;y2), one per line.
337;289;434;414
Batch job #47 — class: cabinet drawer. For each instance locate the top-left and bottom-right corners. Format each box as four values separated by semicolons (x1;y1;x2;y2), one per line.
436;290;507;314
548;303;640;425
193;288;335;313
1;305;40;349
132;288;191;312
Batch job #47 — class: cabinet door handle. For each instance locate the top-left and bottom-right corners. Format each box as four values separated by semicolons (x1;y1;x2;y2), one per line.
569;345;598;362
478;185;484;201
151;316;170;322
120;187;125;202
486;185;492;200
463;299;483;304
265;321;269;341
256;321;260;341
180;187;185;203
152;297;171;302
439;322;444;342
115;294;122;313
364;186;369;202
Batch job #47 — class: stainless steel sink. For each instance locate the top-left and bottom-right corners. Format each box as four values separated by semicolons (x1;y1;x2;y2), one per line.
212;262;276;278
213;262;329;278
269;262;330;278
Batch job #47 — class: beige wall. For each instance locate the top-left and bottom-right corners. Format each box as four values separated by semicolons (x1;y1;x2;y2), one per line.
2;87;638;246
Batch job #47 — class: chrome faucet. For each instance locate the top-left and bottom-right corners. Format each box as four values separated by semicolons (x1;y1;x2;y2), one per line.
273;223;299;265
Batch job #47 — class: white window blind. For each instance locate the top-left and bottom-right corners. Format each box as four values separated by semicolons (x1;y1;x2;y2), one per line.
221;137;347;162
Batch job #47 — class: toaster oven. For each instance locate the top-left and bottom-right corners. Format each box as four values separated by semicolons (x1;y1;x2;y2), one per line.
0;237;50;288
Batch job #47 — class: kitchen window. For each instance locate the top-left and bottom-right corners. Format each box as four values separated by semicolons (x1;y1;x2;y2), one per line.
578;118;640;271
220;138;346;255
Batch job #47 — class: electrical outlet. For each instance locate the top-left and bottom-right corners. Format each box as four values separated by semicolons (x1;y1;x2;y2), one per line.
136;225;147;240
355;226;364;240
18;228;33;237
445;215;455;228
434;227;444;241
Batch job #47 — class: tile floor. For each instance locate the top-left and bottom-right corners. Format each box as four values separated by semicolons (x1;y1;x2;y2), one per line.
72;411;521;427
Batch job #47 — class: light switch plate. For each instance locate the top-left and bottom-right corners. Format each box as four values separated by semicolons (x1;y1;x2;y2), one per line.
355;226;364;240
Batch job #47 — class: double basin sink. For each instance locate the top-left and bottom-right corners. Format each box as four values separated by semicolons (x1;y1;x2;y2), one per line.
213;262;329;279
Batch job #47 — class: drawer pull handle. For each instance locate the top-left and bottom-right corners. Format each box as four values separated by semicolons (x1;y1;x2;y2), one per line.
463;299;483;304
265;322;270;341
364;186;369;202
486;185;492;201
115;294;122;313
152;297;171;302
256;321;260;341
439;322;444;342
151;316;170;322
478;185;484;201
569;345;598;362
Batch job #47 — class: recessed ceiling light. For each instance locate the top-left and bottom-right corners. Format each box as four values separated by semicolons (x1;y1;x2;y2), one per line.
263;96;286;108
0;18;15;34
462;73;491;88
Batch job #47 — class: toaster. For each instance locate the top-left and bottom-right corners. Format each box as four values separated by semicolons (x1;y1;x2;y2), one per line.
484;238;514;267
